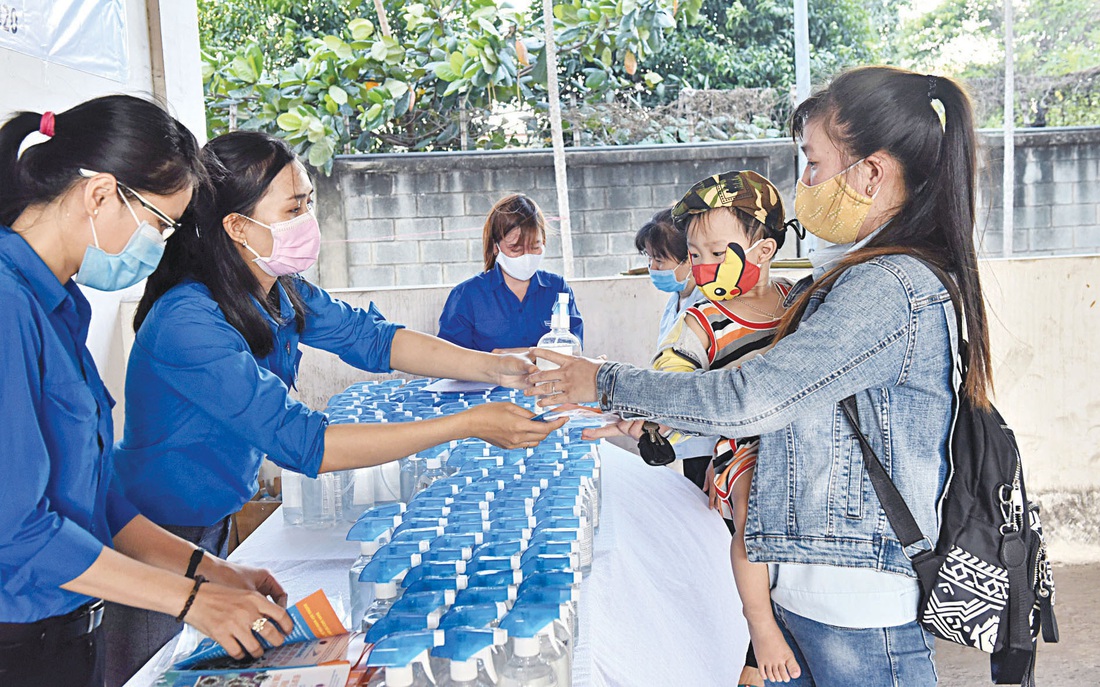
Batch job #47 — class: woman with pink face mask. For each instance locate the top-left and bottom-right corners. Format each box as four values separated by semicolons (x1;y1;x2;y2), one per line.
437;194;583;353
106;132;566;685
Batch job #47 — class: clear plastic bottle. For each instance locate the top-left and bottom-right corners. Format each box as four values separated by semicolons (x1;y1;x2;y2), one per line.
400;455;422;503
280;468;303;526
349;540;383;630
301;472;336;528
362;580;403;631
498;636;557;687
536;293;581;371
414;457;447;494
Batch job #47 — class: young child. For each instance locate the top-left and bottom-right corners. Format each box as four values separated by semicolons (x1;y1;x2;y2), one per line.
653;170;801;686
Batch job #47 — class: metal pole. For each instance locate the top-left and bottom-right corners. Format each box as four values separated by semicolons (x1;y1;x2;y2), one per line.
793;0;815;255
543;0;575;279
1003;0;1015;257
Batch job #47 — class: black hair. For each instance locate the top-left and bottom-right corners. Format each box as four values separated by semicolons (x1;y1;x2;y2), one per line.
0;95;204;226
783;65;991;406
134;131;310;357
634;208;687;263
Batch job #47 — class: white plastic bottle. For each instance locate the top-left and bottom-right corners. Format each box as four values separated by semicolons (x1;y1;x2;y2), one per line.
536;293;581;371
280;468;303;526
414;457;447;494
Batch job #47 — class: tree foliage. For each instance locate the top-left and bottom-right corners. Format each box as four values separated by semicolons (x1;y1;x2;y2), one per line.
643;0;887;94
201;0;702;172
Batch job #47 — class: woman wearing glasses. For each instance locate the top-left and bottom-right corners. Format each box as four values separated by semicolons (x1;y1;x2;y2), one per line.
437;194;583;353
0;97;292;687
108;131;566;684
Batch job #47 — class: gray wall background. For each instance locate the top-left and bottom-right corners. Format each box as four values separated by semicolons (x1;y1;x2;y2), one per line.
314;127;1100;289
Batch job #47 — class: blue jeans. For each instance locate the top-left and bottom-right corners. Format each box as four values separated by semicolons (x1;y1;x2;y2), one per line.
766;603;938;687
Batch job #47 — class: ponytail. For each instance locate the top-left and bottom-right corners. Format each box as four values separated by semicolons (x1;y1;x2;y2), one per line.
0;95;204;227
783;66;993;407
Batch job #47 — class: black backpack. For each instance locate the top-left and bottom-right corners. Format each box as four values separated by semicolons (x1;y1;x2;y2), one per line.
841;264;1058;686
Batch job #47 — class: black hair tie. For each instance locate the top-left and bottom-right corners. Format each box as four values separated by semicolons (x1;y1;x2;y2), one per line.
927;76;939;100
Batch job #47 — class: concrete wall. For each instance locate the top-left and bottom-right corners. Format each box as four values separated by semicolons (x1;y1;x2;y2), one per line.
314;140;797;290
289;257;1100;562
315;127;1100;289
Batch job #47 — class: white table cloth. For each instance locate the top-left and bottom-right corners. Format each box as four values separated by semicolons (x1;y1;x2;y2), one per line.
126;443;748;687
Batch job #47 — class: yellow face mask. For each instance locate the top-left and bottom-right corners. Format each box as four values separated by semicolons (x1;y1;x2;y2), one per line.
794;159;875;244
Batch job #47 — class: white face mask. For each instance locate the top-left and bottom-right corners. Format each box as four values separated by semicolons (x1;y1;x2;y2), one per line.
495;247;543;281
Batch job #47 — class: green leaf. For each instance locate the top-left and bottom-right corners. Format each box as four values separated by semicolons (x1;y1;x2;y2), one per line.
328;85;349;105
383;79;409;99
228;55;261;83
307;138;335;168
349;18;374;40
433;62;459;81
370;40;389;62
276;112;303;131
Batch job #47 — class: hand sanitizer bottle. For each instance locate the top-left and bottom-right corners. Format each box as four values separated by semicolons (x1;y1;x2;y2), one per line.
536;293;580;371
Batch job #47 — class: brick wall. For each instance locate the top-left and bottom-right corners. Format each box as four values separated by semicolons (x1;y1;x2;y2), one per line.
314;127;1100;289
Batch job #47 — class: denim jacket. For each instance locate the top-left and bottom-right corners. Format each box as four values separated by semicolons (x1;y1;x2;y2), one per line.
597;254;958;577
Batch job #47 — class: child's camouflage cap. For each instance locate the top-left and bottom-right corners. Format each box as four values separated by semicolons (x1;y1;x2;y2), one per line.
671;170;786;232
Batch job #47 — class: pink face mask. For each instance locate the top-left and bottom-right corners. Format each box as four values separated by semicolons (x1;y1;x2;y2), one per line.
240;212;321;277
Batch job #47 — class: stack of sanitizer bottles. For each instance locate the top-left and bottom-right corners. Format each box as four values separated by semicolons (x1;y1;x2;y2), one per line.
327;379;602;686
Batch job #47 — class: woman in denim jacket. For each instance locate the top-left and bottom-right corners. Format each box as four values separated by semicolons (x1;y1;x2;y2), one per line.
528;66;994;686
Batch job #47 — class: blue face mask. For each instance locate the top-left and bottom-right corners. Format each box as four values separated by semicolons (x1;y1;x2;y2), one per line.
74;190;168;292
649;264;688;293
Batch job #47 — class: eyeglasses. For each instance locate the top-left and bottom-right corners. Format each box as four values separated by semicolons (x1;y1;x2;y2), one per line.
79;168;182;236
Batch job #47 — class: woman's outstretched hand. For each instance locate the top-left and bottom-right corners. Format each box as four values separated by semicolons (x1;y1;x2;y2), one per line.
492;352;539;389
463;402;567;448
524;349;603;407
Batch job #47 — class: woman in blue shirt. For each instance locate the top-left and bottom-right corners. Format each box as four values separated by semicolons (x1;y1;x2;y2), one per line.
0;97;292;687
110;132;566;682
438;194;583;353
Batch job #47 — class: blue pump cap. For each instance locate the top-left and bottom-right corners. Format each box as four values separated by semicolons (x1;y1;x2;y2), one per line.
346;514;401;542
366;611;437;645
355;502;407;522
432;628;503;662
364;630;442;668
438;604;506;631
498;604;560;639
359;553;419;583
454;586;516;607
404;560;467;586
389;589;454;615
520;554;574;575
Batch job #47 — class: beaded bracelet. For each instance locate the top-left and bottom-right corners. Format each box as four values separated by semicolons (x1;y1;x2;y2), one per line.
176;575;207;623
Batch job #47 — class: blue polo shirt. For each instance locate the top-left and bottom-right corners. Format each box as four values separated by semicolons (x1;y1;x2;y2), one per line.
114;278;403;527
437;266;583;352
0;227;139;622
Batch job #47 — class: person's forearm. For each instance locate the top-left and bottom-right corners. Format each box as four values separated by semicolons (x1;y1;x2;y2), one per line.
113;515;201;574
319;414;470;473
389;329;497;383
62;546;193;617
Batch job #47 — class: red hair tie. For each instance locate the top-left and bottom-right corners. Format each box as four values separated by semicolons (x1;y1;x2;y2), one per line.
39;112;56;138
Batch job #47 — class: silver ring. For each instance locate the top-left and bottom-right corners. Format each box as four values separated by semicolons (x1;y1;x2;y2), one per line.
550;383;556;394
251;617;268;633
